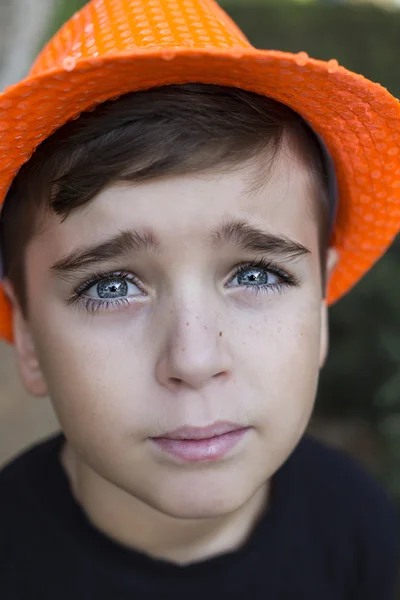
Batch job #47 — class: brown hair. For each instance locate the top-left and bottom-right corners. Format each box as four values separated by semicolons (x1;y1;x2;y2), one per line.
0;83;331;314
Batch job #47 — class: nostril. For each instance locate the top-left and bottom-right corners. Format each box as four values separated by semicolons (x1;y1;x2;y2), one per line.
213;370;228;380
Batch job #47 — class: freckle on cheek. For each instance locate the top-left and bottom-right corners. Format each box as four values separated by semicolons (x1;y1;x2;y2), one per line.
186;322;190;327
219;331;223;337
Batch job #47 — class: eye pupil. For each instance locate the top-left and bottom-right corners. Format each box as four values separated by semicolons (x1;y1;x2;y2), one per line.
97;278;128;298
238;268;268;286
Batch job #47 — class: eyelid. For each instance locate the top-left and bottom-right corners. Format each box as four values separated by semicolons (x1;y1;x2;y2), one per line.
226;258;296;286
73;270;141;296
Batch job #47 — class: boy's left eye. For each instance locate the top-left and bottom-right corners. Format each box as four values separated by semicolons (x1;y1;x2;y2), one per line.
228;265;278;288
226;259;296;293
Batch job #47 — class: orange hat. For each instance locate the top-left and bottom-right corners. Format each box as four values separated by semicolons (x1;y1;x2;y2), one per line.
0;0;399;344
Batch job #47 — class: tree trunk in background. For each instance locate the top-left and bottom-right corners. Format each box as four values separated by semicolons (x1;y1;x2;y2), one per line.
0;0;58;90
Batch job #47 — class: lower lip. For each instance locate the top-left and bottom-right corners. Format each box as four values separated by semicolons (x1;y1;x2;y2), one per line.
150;428;250;463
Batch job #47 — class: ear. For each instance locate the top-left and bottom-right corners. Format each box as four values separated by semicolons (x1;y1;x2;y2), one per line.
2;279;48;397
319;247;339;369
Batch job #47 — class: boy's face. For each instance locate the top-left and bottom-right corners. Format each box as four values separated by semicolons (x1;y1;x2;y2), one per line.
9;143;337;519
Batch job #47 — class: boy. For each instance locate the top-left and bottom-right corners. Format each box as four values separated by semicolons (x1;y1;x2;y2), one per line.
0;0;399;598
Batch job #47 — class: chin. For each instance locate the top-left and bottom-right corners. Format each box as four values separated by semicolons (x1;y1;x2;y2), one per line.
147;478;255;520
155;497;243;520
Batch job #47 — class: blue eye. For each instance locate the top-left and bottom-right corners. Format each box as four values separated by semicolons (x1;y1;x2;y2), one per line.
70;271;145;315
227;259;296;293
86;276;140;299
230;266;279;287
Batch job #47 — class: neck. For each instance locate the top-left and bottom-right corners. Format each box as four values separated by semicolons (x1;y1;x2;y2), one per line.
60;441;270;565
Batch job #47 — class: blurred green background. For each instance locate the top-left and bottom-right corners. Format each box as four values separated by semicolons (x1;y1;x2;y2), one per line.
44;0;400;506
0;0;395;511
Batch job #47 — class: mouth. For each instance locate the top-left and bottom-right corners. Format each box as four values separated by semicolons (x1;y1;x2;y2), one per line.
149;421;251;463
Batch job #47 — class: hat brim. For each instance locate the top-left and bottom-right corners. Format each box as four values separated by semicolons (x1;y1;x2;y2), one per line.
0;47;399;343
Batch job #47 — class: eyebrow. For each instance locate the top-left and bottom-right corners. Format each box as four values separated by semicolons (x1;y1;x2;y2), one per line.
51;229;160;276
211;219;310;259
51;218;310;277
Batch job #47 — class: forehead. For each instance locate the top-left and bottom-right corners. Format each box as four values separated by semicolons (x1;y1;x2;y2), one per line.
33;145;318;255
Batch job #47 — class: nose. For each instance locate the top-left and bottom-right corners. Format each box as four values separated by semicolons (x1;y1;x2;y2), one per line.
155;302;232;392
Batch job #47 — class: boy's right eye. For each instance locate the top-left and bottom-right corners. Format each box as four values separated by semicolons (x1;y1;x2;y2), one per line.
85;275;142;299
67;270;147;315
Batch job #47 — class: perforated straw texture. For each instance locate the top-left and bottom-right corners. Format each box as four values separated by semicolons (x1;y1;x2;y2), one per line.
0;0;399;343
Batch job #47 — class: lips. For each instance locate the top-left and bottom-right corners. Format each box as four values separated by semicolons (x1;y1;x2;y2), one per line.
150;421;250;462
158;421;245;440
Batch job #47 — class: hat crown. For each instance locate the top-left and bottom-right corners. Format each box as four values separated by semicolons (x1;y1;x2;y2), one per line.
29;0;251;77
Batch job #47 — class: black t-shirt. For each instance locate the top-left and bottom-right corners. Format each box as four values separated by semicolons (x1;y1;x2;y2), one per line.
0;431;398;599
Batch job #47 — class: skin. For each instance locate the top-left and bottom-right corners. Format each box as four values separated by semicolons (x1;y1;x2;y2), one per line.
4;142;338;565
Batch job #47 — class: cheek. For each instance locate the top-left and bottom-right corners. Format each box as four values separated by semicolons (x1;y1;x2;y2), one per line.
239;305;321;436
238;299;321;375
32;317;150;441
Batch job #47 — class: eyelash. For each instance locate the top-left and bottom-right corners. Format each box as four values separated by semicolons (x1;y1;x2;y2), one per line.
68;270;141;315
68;259;299;315
229;258;299;294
